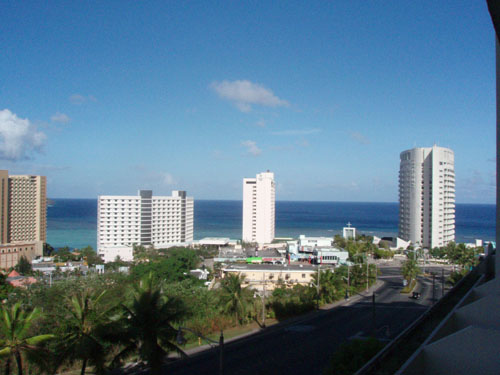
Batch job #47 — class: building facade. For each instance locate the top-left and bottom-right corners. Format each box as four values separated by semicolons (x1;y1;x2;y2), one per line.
242;171;275;245
8;175;47;243
97;190;194;258
0;171;46;269
398;146;455;248
222;264;318;292
0;170;8;244
0;242;43;269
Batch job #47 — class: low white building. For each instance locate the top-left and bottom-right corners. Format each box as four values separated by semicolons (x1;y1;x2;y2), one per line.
198;237;231;246
312;248;349;266
288;235;334;254
98;245;134;263
343;223;356;240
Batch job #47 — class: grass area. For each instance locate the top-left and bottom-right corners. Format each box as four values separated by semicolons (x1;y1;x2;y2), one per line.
400;279;416;294
180;319;279;351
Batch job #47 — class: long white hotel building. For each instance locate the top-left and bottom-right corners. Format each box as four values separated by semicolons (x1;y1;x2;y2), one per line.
242;171;275;245
398;146;455;248
97;190;193;259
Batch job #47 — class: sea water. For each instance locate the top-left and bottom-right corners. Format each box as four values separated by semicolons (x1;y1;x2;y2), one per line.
47;199;495;249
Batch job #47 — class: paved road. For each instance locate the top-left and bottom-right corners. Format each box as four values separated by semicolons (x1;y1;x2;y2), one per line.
159;266;438;375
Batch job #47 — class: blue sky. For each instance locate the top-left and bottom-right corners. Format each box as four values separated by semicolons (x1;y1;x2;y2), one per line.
0;1;496;203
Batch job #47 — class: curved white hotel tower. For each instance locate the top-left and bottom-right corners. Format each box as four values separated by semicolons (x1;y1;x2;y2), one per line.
242;171;275;245
399;146;455;248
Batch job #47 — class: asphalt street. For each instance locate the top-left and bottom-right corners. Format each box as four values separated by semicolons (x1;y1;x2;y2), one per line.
159;264;448;375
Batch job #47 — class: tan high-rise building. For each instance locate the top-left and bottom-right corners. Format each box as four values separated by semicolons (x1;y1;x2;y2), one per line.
0;171;46;269
8;175;47;243
0;170;8;244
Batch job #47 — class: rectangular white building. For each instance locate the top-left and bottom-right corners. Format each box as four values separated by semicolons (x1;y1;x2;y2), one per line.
399;146;455;248
242;171;275;245
97;190;194;259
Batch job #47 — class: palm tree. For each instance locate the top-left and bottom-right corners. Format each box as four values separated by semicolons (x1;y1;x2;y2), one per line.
319;270;343;303
58;289;115;375
0;302;54;375
111;272;186;375
219;273;252;323
402;259;422;283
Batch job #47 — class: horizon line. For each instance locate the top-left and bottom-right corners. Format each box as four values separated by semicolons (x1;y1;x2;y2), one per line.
47;197;496;205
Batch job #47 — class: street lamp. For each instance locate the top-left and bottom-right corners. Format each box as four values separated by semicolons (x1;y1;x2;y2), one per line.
344;291;377;337
253;291;266;328
310;265;321;309
176;327;224;375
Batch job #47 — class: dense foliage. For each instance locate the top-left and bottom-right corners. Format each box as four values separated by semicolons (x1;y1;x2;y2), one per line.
0;246;378;374
325;337;385;375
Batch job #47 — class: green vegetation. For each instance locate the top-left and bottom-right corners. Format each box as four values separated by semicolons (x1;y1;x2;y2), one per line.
14;256;32;276
401;279;417;294
429;242;482;270
401;258;421;283
219;274;253;324
325;337;385;375
0;245;379;374
0;303;54;375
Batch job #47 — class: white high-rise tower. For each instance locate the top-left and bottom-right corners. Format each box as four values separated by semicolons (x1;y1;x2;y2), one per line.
242;171;275;245
399;146;455;248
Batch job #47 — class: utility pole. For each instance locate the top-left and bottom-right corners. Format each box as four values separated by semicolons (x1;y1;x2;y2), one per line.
316;265;321;309
441;268;445;298
366;258;369;292
348;265;350;293
262;273;266;328
432;273;436;304
219;331;224;375
372;293;376;337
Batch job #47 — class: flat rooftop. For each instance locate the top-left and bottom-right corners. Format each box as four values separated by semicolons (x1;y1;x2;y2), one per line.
223;264;320;272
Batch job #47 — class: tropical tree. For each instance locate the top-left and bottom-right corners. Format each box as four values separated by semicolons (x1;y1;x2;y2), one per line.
0;273;13;301
111;272;186;375
57;289;116;375
318;270;344;303
43;243;55;257
402;259;421;283
219;273;252;324
14;257;33;276
0;303;54;375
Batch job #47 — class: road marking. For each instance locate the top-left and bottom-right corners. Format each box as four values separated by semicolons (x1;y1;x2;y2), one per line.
377;276;402;279
349;305;428;310
349;331;365;340
284;325;316;333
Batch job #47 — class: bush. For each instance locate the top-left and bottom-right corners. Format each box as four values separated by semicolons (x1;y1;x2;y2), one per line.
325;337;385;375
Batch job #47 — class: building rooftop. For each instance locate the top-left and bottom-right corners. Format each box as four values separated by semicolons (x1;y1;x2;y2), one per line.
223;264;319;272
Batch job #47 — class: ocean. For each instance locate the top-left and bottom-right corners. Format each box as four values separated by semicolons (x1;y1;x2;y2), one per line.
47;199;496;250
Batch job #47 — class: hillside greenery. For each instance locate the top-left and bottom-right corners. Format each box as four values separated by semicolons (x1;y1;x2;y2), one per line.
0;245;377;374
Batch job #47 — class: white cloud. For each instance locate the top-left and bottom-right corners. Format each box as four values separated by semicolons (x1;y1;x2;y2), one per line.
256;119;266;127
241;140;262;156
69;94;97;105
50;112;71;124
161;172;176;186
350;131;370;145
211;80;289;112
271;128;321;136
0;109;46;161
